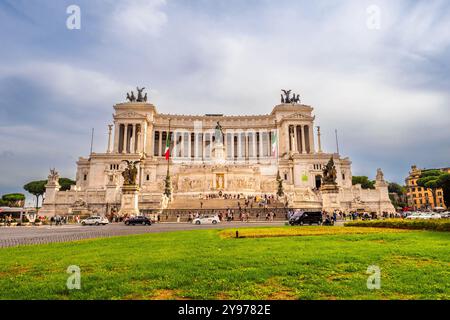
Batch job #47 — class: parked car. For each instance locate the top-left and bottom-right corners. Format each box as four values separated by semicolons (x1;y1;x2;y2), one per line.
124;216;152;226
406;212;441;220
81;216;109;226
289;211;323;226
192;215;220;225
420;213;442;220
405;212;423;220
440;212;450;218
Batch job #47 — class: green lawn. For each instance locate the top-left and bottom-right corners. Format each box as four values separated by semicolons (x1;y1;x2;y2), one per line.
0;227;449;300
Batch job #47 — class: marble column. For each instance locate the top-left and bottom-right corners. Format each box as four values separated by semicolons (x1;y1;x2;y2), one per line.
238;132;242;160
173;131;178;159
202;132;206;160
309;125;314;154
301;125;306;154
122;124;127;154
292;126;298;153
157;130;162;156
258;130;263;159
252;132;257;159
107;124;113;153
188;131;192;159
180;131;185;158
113;122;119;153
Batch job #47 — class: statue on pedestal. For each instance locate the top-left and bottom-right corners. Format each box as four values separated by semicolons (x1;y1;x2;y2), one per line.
322;157;337;185
214;121;223;144
121;160;140;185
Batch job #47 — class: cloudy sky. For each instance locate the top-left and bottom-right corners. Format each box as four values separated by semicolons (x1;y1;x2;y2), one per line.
0;0;449;204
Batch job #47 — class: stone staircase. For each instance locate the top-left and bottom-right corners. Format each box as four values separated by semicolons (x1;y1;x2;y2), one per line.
166;195;285;210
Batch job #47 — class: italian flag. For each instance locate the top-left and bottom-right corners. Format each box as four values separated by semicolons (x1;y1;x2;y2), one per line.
164;134;171;160
271;132;277;156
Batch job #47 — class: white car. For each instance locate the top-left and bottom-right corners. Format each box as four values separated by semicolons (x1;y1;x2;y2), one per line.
81;216;109;226
192;215;220;225
405;213;422;220
440;212;450;218
406;212;441;220
419;213;441;220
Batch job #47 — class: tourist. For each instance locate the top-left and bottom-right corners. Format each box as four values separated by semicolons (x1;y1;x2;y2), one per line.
50;216;54;226
176;214;180;223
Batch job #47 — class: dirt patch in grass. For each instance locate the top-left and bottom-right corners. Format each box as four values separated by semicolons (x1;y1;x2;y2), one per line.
389;255;437;267
326;273;353;282
151;289;187;300
123;288;188;300
257;278;298;300
216;292;231;300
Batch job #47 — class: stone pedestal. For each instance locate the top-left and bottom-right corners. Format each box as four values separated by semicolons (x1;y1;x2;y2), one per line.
212;142;226;164
321;183;340;212
119;185;140;217
39;170;61;217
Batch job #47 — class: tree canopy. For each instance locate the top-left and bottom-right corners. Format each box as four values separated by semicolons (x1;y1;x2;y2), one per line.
417;170;442;190
1;193;26;207
59;178;76;191
352;176;375;189
23;178;75;209
388;182;406;195
23;180;47;209
417;170;450;208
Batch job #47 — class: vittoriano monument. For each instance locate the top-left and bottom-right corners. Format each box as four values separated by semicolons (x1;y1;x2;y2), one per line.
39;87;395;218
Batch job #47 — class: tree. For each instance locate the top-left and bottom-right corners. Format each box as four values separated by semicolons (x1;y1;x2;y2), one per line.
388;182;405;195
276;171;284;197
1;193;26;207
352;176;375;189
23;180;47;210
59;178;76;191
417;170;442;208
388;182;407;209
437;173;450;208
164;170;171;198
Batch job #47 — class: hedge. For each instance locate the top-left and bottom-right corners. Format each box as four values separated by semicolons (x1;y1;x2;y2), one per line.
344;219;450;232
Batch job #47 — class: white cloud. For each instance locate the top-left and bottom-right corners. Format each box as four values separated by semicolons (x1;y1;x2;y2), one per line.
0;62;128;108
108;0;168;40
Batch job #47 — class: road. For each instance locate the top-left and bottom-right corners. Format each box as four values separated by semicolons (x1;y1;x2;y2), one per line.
0;221;286;248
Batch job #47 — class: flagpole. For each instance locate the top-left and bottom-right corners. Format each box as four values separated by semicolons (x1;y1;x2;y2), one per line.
275;119;279;166
167;118;171;175
163;118;172;199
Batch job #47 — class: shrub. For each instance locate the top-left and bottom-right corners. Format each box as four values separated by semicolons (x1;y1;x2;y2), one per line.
344;219;450;232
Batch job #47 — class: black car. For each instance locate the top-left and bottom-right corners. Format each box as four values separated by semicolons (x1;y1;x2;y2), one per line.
289;211;323;226
125;216;152;226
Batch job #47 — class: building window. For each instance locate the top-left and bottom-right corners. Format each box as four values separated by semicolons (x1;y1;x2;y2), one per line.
146;174;150;181
342;173;345;180
83;174;87;181
154;131;160;156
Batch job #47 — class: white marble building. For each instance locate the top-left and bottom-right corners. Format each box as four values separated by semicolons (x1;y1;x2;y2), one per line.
40;92;395;216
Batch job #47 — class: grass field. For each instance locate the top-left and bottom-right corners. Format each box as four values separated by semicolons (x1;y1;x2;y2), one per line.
0;226;449;300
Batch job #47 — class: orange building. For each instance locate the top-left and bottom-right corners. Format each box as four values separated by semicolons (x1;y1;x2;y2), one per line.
406;165;449;210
